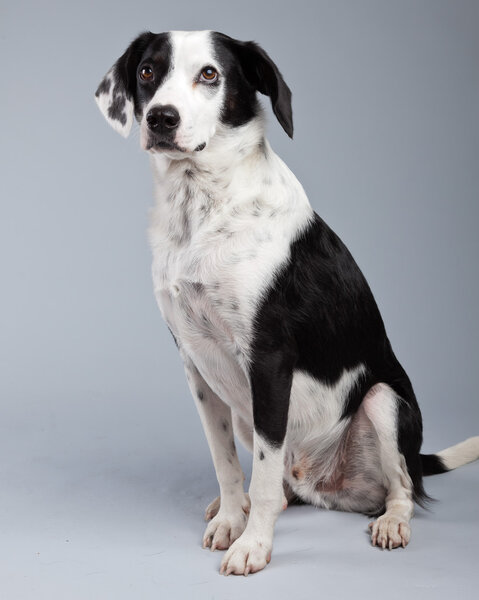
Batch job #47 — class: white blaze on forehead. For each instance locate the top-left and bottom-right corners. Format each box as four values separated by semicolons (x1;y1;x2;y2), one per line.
170;30;217;72
142;30;224;152
147;30;218;107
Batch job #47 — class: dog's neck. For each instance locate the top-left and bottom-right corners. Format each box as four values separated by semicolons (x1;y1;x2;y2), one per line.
147;112;309;257
149;114;269;192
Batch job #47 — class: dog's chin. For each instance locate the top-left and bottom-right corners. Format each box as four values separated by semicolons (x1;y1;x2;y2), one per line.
144;137;207;156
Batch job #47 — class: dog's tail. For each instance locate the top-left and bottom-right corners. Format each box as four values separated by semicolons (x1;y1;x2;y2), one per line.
421;436;479;476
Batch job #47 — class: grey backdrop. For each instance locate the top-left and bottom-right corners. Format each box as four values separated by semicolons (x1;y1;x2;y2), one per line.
1;1;478;598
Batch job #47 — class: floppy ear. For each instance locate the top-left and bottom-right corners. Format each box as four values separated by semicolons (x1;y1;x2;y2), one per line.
95;31;155;137
219;35;293;138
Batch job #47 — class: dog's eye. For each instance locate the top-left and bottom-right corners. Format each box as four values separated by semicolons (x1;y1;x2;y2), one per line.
200;67;218;83
139;66;154;82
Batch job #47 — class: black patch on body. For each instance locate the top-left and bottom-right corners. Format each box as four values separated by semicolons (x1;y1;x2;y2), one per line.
249;213;428;505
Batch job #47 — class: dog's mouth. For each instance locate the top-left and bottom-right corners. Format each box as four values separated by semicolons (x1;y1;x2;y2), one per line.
146;137;207;154
146;138;186;153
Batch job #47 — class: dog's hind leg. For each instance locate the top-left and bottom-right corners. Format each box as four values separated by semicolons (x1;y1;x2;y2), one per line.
183;357;250;551
362;383;415;549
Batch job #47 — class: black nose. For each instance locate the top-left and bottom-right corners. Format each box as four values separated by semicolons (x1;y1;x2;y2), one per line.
146;105;181;132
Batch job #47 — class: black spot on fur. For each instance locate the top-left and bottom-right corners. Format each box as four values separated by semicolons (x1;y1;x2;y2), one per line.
95;76;111;97
221;419;229;432
107;84;127;124
259;451;265;460
192;281;204;294
197;389;205;401
258;137;267;156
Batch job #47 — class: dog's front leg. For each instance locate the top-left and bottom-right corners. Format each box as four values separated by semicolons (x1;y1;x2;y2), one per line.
220;347;294;576
183;358;250;551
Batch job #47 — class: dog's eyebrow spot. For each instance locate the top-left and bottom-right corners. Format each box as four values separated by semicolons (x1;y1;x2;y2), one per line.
259;450;265;460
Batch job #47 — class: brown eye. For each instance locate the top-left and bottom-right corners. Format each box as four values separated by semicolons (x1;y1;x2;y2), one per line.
200;67;218;82
139;66;154;82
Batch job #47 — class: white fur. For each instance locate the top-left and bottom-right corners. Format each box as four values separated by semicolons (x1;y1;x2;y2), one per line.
437;436;479;470
363;384;413;549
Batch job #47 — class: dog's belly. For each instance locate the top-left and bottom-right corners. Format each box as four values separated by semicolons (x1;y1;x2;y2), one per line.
285;369;386;514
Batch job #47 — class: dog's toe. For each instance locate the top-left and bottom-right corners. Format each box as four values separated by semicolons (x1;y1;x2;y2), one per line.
220;534;272;576
205;496;221;521
203;510;248;551
369;515;411;550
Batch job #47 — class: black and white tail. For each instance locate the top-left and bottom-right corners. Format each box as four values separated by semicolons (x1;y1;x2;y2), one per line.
421;436;479;476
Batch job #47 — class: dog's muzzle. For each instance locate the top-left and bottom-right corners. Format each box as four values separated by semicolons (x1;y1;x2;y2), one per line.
145;104;206;153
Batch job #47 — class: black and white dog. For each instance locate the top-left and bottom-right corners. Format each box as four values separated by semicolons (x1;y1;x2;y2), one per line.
95;30;479;576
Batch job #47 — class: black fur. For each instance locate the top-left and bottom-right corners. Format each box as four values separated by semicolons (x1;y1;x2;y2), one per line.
212;32;293;137
421;453;448;475
249;213;429;505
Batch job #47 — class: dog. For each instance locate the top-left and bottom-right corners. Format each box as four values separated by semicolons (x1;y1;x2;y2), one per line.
95;30;479;576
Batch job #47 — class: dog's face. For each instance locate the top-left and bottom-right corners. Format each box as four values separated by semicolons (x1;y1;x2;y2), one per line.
95;31;293;156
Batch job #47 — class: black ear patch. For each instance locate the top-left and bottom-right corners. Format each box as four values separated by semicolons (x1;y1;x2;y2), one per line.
95;31;157;137
213;33;293;138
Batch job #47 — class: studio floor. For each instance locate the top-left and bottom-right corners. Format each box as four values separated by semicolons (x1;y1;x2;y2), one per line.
1;401;478;600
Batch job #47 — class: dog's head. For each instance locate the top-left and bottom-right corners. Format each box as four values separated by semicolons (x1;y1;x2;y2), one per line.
95;30;293;156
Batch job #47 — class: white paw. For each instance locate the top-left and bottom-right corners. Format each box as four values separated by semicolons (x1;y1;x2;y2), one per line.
204;494;250;522
203;510;248;551
220;534;272;576
205;496;221;521
369;515;411;550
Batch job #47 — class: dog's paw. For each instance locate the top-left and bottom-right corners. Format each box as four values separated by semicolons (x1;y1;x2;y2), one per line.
205;496;221;521
203;509;248;551
369;515;411;550
204;493;250;522
220;534;272;576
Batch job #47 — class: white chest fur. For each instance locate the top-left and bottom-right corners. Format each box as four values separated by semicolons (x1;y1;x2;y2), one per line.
148;123;313;415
